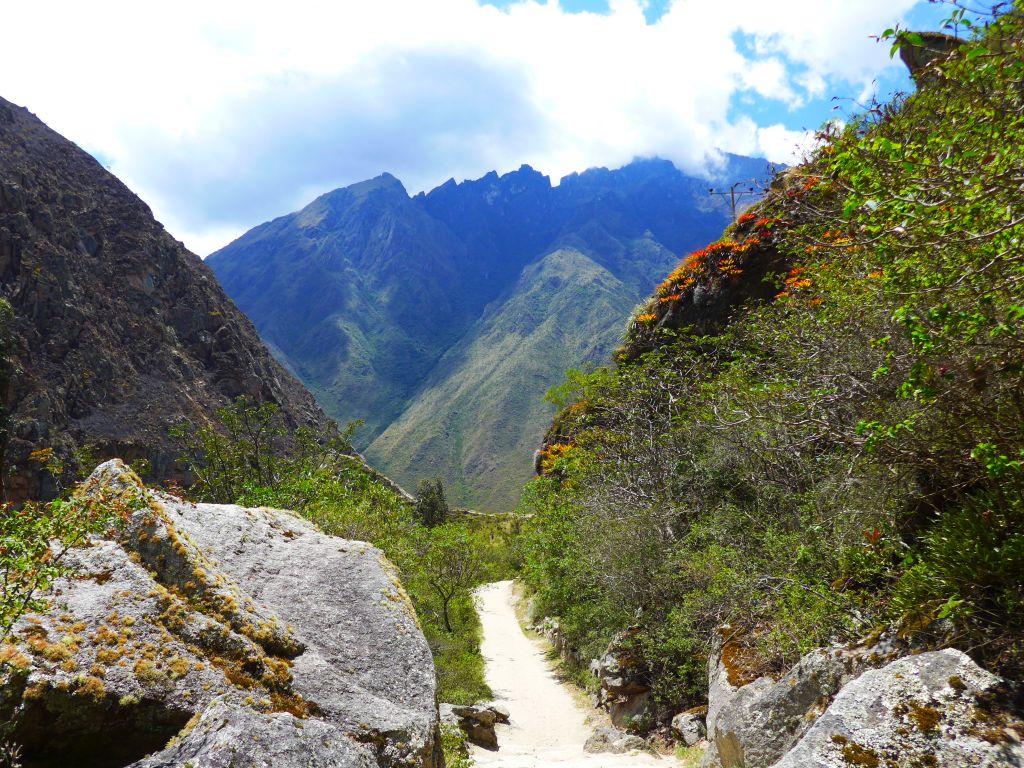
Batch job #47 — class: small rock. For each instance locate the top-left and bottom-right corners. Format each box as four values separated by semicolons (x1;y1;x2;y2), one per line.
584;727;650;754
439;701;509;750
672;711;707;746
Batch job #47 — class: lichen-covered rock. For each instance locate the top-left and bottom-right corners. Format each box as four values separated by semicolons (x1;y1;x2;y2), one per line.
583;727;650;754
671;710;707;746
701;621;956;768
773;649;1024;768
703;646;849;768
132;697;380;768
1;461;439;768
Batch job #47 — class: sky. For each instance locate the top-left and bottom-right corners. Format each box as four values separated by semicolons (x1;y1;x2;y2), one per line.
1;0;969;256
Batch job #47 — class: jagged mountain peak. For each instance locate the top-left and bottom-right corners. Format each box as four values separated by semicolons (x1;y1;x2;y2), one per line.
211;155;765;509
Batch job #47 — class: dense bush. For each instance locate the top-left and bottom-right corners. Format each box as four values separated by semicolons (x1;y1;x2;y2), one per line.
520;2;1024;720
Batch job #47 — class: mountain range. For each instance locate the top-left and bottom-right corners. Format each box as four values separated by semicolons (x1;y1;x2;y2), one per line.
209;156;769;510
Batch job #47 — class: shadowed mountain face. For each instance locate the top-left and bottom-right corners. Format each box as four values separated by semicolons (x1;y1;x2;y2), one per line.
209;155;769;510
0;97;330;501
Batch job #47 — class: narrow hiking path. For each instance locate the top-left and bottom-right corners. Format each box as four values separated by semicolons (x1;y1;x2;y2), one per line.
471;580;669;767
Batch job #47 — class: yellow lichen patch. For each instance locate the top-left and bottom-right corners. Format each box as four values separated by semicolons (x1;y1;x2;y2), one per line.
134;658;170;686
95;647;121;665
720;636;763;687
907;701;942;735
0;643;32;671
27;635;72;663
836;737;880;768
168;656;191;680
22;681;48;700
73;674;107;702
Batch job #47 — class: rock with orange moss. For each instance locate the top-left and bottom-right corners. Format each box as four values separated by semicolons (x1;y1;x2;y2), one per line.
701;633;1023;768
774;649;1023;768
0;460;439;768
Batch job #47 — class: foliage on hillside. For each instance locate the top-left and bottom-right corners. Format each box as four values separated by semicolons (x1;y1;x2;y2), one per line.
521;3;1024;721
171;398;514;704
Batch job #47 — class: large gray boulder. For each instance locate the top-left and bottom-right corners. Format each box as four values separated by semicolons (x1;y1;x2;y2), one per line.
774;649;1024;768
703;646;849;767
132;697;380;768
0;460;439;768
701;624;945;768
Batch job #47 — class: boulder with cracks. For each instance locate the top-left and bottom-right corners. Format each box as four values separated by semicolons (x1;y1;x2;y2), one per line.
0;460;440;768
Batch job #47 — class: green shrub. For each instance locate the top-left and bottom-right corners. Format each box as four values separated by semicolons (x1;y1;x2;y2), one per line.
521;4;1024;719
439;723;473;768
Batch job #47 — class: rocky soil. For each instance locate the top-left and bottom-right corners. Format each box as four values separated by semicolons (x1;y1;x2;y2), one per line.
0;460;439;768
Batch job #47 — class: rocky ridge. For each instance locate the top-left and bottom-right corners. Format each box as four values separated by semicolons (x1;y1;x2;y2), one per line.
0;460;439;768
0;96;328;501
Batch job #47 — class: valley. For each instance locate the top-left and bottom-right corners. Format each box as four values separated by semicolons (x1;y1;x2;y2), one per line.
208;157;769;510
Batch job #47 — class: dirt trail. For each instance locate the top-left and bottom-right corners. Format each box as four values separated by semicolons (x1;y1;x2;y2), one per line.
471;580;668;767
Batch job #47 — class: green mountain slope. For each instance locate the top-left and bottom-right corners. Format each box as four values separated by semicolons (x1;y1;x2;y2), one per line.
521;15;1024;725
208;174;476;438
366;241;671;509
210;157;769;510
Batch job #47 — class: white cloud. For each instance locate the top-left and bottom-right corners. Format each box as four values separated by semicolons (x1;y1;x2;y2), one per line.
1;0;924;255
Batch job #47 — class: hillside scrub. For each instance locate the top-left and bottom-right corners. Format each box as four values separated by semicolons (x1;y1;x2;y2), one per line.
521;3;1024;721
171;397;512;704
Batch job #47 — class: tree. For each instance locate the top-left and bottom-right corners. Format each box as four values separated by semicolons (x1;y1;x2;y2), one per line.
422;523;482;633
414;478;450;528
170;396;357;505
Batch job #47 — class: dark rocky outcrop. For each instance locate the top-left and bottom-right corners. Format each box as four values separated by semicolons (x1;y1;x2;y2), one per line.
589;627;652;728
0;461;439;768
439;702;509;749
0;97;329;501
899;31;962;84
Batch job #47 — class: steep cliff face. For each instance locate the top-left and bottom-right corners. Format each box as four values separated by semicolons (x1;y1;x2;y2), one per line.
0;96;328;501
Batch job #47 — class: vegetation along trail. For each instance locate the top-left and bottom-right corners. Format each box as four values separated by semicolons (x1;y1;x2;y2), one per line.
472;581;668;768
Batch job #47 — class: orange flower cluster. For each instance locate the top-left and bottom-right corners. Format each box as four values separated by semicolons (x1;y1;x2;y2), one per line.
776;267;813;300
802;175;821;192
635;313;658;325
737;212;757;226
538;442;574;473
720;257;742;277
